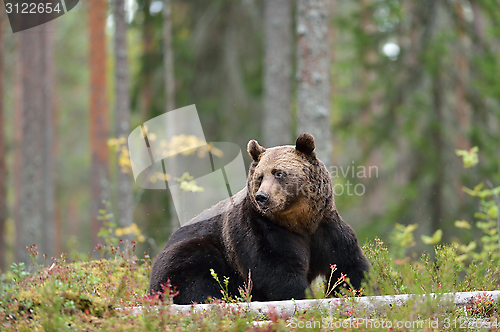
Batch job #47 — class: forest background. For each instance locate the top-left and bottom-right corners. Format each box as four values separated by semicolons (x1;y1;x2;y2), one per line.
0;0;499;273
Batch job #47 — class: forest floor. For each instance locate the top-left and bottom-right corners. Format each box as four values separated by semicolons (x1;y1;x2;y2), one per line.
1;238;500;331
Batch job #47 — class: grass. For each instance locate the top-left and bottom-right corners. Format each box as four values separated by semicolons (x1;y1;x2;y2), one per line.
1;237;499;331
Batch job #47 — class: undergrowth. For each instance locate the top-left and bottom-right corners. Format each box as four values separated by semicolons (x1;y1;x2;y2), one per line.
1;148;500;331
1;233;499;331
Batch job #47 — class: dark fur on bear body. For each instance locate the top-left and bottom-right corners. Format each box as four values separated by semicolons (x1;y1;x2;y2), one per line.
149;133;369;304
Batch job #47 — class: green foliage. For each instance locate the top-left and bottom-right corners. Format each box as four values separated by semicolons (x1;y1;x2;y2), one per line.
95;201;148;262
388;223;419;258
1;237;499;330
421;229;443;246
333;0;500;251
456;147;479;169
363;239;499;297
96;201;118;247
209;268;253;304
453;147;500;262
209;268;232;303
10;263;28;283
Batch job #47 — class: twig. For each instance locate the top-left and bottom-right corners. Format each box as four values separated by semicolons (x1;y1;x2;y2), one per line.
486;180;500;252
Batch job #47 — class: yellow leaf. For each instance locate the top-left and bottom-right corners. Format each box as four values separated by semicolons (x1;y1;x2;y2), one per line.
421;229;442;245
459;241;476;253
208;144;224;158
454;220;471;229
474;182;484;192
455;146;478;168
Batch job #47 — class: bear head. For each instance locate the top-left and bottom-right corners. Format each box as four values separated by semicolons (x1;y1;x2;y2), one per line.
246;133;334;235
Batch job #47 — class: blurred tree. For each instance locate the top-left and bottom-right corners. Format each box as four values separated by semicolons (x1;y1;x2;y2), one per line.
17;23;55;266
131;0;264;255
454;2;470;151
163;0;175;113
88;0;110;246
296;0;332;163
0;0;499;264
113;0;133;231
262;0;292;147
43;24;56;258
430;52;444;235
13;35;22;262
163;0;179;232
136;0;163;120
52;1;91;255
330;0;500;247
0;9;5;272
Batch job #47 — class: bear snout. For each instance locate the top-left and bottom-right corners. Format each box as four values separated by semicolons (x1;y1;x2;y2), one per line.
255;192;270;206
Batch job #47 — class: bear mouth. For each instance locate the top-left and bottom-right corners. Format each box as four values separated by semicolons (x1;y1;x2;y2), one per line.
257;201;286;215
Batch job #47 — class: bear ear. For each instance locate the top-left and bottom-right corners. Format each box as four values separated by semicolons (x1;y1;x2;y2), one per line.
295;133;315;155
247;139;266;162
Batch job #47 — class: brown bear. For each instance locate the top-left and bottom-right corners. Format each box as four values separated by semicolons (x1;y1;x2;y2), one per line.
149;133;369;304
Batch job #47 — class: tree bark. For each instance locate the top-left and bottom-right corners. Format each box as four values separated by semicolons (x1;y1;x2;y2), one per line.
262;0;292;147
141;0;154;120
163;0;179;233
164;0;175;114
13;34;22;262
0;9;6;272
89;0;109;246
114;0;133;231
18;24;55;267
431;61;444;235
42;22;55;260
296;0;332;164
454;2;469;150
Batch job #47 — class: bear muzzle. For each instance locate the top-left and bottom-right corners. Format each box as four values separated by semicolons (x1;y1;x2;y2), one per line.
255;192;270;206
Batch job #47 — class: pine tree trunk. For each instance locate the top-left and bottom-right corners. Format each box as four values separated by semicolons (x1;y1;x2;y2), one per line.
164;0;175;114
114;0;133;231
18;28;42;267
262;0;292;147
454;3;469;150
89;0;109;246
431;62;444;235
13;35;22;262
141;0;154;120
41;22;55;260
18;24;55;267
296;0;332;164
163;0;178;233
0;9;6;272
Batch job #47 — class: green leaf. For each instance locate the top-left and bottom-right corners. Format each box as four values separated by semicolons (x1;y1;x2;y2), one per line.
487;205;498;219
421;229;442;245
455;146;478;168
458;241;476;253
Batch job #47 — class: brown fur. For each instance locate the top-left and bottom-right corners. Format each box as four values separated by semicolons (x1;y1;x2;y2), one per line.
149;133;369;304
247;142;332;236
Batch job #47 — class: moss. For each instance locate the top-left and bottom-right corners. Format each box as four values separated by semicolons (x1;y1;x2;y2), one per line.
2;243;499;331
9;258;149;321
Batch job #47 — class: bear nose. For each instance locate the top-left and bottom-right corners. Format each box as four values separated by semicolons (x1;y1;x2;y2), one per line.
255;192;269;205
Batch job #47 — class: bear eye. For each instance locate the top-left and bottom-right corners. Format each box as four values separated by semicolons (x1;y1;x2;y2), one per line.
256;175;263;184
274;171;286;179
